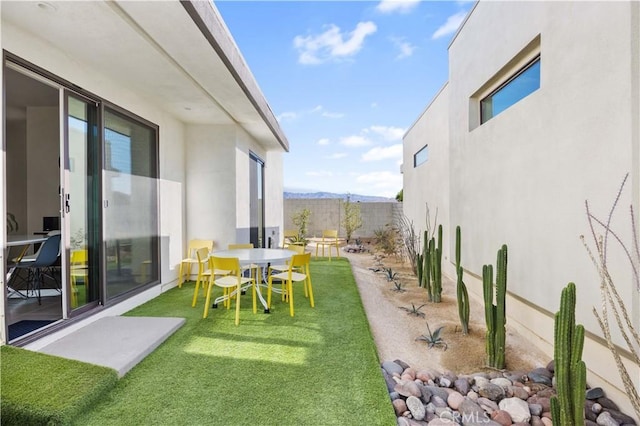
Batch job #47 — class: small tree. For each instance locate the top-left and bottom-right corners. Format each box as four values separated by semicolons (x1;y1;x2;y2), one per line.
292;208;311;241
342;194;362;243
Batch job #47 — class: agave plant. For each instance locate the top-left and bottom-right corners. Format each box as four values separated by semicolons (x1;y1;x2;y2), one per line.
383;267;398;282
399;303;426;318
416;322;447;350
391;280;405;293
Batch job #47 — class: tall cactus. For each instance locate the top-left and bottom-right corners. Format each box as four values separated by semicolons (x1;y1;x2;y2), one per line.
456;226;470;335
426;238;434;301
551;282;586;426
483;244;507;369
430;225;443;303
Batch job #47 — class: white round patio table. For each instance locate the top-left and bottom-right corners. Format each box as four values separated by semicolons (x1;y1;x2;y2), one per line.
210;248;297;313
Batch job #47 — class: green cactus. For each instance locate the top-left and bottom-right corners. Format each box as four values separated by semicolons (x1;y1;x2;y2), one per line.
483;244;507;369
456;226;469;335
551;282;586;426
426;238;434;302
429;225;443;303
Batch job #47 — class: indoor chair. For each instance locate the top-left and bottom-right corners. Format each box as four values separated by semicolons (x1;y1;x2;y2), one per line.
203;256;257;326
10;233;61;305
315;230;340;260
178;239;213;288
267;252;314;317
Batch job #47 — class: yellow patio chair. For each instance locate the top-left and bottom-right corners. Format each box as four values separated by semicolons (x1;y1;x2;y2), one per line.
70;249;88;308
178;239;213;288
191;247;230;308
283;229;301;248
203;256;257;326
267;252;314;317
315;230;340;260
268;244;306;299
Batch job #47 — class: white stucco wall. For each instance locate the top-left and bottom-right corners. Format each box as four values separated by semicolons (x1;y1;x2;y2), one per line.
185;124;236;250
403;83;451;268
403;1;639;418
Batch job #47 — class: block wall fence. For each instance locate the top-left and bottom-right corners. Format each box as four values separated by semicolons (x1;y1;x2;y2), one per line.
283;199;403;241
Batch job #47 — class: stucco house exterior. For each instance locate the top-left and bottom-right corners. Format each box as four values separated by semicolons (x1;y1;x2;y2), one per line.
1;1;288;345
403;0;639;417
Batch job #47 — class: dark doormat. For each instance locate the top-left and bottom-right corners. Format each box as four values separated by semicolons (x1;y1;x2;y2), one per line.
8;320;55;341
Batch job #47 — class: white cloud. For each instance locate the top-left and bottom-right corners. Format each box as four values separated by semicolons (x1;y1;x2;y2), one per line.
361;144;403;162
340;135;372;147
367;125;405;141
317;138;330;146
376;0;420;14
326;152;348;159
432;11;467;40
294;21;377;65
392;37;416;60
355;171;403;195
277;111;298;121
322;111;345;118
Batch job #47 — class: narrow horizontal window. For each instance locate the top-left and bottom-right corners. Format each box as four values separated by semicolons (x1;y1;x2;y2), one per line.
414;145;428;167
481;56;540;124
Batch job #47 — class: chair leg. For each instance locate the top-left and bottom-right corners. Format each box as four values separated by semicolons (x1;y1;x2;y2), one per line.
191;276;200;307
288;279;294;317
203;280;214;318
252;279;257;314
307;276;315;308
234;284;241;326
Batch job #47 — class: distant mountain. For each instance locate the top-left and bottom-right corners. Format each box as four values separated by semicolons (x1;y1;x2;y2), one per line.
284;191;395;203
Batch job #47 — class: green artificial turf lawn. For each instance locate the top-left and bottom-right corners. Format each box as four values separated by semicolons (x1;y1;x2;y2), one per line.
0;345;118;426
75;257;396;425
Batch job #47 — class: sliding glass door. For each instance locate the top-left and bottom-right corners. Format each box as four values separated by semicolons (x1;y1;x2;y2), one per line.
249;153;264;248
103;107;159;299
65;95;101;312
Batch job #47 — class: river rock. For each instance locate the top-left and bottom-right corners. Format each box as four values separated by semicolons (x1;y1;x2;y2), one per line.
546;360;555;373
491;410;512;426
531;415;545;426
510;386;530;400
529;403;543;417
491;378;513;389
426;386;450;402
499;397;531;423
396;380;422;398
478;383;506;401
477;397;499;414
439;377;452;388
407;396;426;421
393;399;408;415
394;359;411;370
454;378;471;395
586;387;605;400
597;411;620;426
383;360;405;376
527;396;551;412
598;397;620;411
431;395;448;408
404;368;417;380
427;419;453;426
606;409;636;425
527;372;553;386
417;370;435;383
447;391;465;410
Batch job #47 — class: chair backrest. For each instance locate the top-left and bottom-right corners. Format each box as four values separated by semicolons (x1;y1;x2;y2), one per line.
287;244;306;255
284;229;298;239
31;234;61;267
211;256;241;275
322;230;338;240
289;252;311;269
188;239;213;257
71;249;88;265
228;243;254;250
195;247;209;267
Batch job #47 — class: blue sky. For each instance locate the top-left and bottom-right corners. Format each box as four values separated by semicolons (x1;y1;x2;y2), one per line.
215;0;472;198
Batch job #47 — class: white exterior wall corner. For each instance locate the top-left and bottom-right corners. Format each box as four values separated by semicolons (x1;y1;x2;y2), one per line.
0;0;5;344
403;83;451;274
403;0;639;418
264;150;284;245
185;124;236;250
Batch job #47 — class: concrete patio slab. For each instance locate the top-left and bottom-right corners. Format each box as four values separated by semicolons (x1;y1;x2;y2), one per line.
37;316;185;377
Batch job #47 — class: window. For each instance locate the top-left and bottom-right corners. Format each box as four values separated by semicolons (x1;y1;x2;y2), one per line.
414;145;428;167
480;56;540;124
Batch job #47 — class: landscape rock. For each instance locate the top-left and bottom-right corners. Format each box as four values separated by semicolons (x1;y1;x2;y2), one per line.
478;383;505;401
597;411;620;426
393;399;408;415
407;396;426;421
383;360;405;376
454;378;471;395
491;409;512;426
447;391;465;410
598;397;621;411
499;397;531;423
586;387;605;400
396;380;422;398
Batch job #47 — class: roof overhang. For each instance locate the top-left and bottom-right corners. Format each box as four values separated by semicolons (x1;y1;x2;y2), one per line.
1;0;289;152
